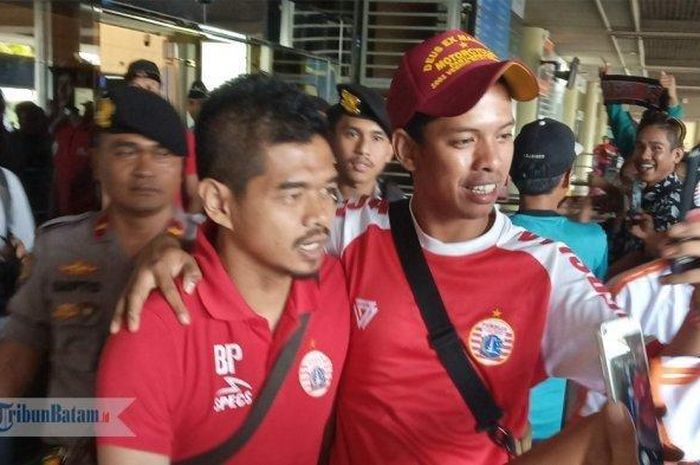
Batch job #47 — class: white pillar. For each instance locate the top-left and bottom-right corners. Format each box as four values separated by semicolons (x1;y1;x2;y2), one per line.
561;87;579;131
595;101;608;145
33;0;50;108
581;80;600;154
684;121;698;151
515;27;547;132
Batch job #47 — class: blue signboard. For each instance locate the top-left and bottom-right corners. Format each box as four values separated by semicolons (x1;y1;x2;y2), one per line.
474;0;512;59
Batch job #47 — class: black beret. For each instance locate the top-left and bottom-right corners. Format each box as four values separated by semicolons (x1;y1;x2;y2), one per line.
94;86;187;157
331;83;392;136
188;80;209;99
125;59;161;84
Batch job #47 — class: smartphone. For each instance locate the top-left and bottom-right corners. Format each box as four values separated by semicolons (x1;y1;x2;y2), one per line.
598;318;664;465
630;179;643;217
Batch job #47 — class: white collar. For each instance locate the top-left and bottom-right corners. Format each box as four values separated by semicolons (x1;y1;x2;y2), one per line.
408;198;506;257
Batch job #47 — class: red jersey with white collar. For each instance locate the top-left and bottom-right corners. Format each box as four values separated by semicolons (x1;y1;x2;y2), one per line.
605;261;700;461
97;228;350;464
328;199;620;465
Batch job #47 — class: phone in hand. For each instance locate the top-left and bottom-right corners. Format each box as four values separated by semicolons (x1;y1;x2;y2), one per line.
598;318;664;465
630;179;643;217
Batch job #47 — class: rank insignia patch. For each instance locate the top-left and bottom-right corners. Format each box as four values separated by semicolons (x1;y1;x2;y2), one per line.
52;302;96;321
59;260;98;277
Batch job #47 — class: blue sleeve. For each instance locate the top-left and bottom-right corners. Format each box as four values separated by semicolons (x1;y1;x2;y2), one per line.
593;227;609;281
668;104;684;120
606;103;637;159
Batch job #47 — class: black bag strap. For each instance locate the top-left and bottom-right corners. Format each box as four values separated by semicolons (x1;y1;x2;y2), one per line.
0;168;11;239
174;313;311;465
388;199;516;456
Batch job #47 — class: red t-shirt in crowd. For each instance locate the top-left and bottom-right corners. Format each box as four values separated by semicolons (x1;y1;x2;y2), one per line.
52;120;98;215
327;198;621;465
185;130;197;177
97;227;350;464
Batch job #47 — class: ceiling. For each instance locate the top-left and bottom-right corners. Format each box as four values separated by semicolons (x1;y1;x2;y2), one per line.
524;0;700;120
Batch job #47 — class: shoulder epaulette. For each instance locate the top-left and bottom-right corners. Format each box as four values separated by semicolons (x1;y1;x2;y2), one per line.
38;211;95;232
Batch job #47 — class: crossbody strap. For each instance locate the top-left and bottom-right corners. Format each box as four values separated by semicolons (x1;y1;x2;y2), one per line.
388;199;516;456
174;312;311;465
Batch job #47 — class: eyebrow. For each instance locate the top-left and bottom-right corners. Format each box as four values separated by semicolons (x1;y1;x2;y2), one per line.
111;140;139;148
447;120;515;134
277;175;339;190
344;123;386;136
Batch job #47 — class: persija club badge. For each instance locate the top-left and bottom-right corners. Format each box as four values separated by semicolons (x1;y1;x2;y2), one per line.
468;309;515;366
298;350;333;397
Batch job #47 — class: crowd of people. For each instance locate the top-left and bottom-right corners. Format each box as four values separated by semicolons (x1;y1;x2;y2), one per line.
0;28;699;465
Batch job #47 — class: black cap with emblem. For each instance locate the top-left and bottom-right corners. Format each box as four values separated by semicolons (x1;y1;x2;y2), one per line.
329;83;392;137
510;118;578;186
94;86;187;157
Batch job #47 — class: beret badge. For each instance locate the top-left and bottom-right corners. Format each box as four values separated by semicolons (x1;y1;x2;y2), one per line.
340;89;362;115
95;97;115;129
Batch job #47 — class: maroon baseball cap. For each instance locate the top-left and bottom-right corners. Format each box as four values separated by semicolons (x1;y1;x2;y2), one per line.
387;30;539;129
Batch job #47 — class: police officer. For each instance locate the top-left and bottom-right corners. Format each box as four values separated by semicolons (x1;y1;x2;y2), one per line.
187;80;208;123
0;86;187;464
326;84;405;202
124;59;161;94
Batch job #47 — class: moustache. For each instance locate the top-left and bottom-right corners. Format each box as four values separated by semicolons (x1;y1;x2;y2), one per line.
293;227;331;248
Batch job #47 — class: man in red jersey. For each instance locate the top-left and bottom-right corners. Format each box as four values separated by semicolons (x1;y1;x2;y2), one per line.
326;30;624;465
111;32;700;465
97;74;349;465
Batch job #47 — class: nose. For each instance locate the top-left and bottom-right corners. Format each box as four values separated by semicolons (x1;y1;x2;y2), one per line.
303;190;333;230
354;134;370;156
472;139;502;172
133;152;157;177
636;145;652;161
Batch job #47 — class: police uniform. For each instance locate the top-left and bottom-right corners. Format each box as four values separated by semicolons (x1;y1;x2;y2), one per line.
328;83;406;203
0;85;187;465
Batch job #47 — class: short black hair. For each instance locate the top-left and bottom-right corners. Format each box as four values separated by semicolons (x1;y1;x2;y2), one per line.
195;73;329;196
637;110;686;149
404;112;436;144
514;174;565;196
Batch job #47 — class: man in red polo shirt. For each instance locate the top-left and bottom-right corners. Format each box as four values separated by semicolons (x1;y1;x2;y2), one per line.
96;74;349;465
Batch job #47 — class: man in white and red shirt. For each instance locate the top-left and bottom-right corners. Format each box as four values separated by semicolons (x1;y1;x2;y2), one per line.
97;75;350;465
604;258;700;463
324;30;626;465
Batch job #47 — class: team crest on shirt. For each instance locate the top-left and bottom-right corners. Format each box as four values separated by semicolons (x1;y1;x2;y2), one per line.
353;298;379;330
298;350;333;397
468;309;515;366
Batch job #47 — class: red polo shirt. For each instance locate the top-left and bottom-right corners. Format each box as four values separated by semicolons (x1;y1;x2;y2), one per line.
96;228;350;464
52;120;98;216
